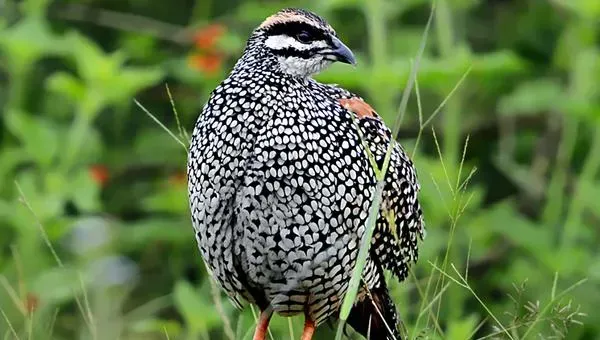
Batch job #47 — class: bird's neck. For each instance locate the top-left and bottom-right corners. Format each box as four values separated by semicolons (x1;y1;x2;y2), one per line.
231;33;312;83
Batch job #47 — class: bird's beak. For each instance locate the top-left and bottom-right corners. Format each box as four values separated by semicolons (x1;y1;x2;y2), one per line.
329;35;357;66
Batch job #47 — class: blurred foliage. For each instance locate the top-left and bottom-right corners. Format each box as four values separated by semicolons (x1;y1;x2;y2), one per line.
0;0;599;339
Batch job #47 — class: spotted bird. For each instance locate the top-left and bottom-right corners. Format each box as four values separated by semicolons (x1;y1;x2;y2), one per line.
187;8;425;340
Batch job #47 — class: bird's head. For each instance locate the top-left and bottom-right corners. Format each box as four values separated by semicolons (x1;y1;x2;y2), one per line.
251;8;356;77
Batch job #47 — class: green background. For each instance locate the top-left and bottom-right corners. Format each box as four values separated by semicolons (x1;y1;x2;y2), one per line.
1;0;599;339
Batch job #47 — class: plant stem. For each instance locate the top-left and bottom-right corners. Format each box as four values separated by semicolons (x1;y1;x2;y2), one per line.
60;100;98;173
435;0;460;180
542;115;578;235
562;127;600;248
433;0;464;323
7;68;29;112
364;0;392;115
335;179;386;340
544;21;596;242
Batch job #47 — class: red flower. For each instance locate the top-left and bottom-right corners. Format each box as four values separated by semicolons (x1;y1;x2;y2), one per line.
89;165;109;187
188;53;223;74
192;24;226;50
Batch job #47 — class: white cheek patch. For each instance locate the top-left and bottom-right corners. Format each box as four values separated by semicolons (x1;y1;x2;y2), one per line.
277;55;331;76
265;34;329;51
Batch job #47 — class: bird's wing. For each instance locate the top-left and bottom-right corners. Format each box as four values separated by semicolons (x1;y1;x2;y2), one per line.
188;89;254;309
338;95;426;281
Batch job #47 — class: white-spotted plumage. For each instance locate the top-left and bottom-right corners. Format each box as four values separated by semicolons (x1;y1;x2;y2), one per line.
187;8;424;340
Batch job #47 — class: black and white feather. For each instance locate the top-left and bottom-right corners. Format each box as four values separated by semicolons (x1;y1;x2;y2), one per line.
187;8;425;340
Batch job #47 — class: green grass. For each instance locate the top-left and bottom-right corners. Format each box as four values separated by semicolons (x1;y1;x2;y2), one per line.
1;0;596;339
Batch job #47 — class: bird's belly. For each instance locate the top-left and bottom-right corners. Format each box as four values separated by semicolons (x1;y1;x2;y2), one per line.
236;188;359;321
233;135;373;322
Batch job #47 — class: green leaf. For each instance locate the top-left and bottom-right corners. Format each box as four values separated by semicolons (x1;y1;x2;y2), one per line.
142;185;188;215
46;72;85;102
63;33;164;113
578;179;600;214
5;110;59;168
13;169;64;222
0;15;67;72
0;147;30;190
498;79;565;116
173;281;221;333
129;318;182;338
31;266;82;303
68;169;102;212
116;219;191;251
446;314;479;340
471;201;553;257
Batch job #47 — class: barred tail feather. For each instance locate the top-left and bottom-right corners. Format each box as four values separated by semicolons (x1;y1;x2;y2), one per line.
347;285;401;340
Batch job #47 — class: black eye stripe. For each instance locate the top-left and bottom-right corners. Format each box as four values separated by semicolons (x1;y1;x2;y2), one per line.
264;22;330;42
271;47;323;59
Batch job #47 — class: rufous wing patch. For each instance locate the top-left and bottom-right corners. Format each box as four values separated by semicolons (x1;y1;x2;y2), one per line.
339;97;376;119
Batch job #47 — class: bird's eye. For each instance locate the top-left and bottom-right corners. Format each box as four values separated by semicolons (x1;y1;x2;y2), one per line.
296;31;312;43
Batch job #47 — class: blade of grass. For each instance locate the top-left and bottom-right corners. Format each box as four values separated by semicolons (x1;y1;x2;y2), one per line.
134;99;187;150
205;264;235;340
362;280;398;340
334;5;435;340
0;276;26;315
334;179;386;340
124;295;170;323
392;6;435;135
416;282;450;321
411;75;424;159
430;262;514;340
25;311;32;340
46;309;59;340
431;127;455;196
15;184;63;268
14;183;96;338
0;307;19;340
9;246;24;304
455;135;470;192
562;127;600;248
420;66;472;130
468;317;489;340
287;318;295;340
165;83;190;143
521;278;587;339
411;265;445;338
77;273;96;340
428;174;452;219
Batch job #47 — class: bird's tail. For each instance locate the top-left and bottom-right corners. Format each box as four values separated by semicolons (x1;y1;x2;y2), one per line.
347;284;401;340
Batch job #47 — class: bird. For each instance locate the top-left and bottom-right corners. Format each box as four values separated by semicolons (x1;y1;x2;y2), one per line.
187;8;425;340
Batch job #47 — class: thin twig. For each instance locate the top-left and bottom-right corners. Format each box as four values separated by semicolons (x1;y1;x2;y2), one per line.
51;4;191;44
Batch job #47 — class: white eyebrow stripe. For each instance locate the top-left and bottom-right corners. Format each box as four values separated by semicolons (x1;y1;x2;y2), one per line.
260;13;323;30
265;35;329;51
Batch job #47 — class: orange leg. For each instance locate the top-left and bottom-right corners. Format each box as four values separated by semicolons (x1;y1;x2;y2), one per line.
253;309;273;340
300;318;316;340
